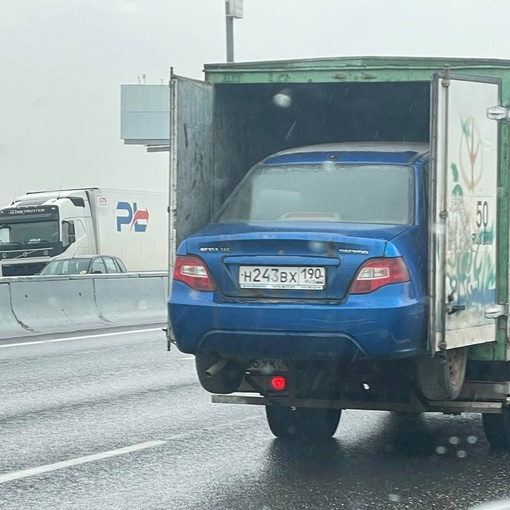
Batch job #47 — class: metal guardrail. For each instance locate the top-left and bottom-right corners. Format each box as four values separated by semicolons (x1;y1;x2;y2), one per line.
0;272;169;339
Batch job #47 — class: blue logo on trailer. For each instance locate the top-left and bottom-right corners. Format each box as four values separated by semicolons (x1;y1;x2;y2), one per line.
116;202;150;232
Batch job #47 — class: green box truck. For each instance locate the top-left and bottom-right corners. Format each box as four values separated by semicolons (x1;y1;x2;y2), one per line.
166;56;510;445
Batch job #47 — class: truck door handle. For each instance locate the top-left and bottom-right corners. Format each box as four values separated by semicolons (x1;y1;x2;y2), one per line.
446;303;466;315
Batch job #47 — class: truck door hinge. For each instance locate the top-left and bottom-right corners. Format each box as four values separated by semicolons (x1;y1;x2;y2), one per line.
487;105;510;121
441;66;451;88
484;304;508;320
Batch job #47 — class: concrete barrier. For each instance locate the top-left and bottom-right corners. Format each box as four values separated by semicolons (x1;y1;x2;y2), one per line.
0;282;28;338
0;272;168;339
94;273;167;325
10;276;107;334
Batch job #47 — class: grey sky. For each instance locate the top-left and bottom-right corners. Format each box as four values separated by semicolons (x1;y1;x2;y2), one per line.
1;0;509;206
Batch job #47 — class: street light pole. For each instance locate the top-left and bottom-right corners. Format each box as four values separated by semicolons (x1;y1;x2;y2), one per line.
225;0;243;63
226;15;234;63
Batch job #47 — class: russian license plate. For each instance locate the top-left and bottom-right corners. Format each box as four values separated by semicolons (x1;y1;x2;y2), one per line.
239;265;326;290
248;359;288;372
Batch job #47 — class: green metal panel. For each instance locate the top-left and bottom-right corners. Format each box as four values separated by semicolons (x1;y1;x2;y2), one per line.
205;56;510;87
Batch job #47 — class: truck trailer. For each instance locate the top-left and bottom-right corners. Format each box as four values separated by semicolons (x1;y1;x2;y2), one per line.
0;187;168;275
165;56;510;447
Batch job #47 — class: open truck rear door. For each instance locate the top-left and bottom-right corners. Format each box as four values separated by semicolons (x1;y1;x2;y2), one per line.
429;72;501;353
168;73;214;276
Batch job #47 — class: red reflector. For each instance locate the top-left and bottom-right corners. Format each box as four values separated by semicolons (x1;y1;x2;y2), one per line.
270;376;287;391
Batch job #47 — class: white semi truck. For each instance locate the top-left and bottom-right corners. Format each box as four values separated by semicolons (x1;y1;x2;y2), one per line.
0;188;168;276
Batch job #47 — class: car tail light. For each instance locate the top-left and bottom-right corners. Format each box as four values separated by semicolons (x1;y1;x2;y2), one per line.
349;257;410;294
173;256;217;291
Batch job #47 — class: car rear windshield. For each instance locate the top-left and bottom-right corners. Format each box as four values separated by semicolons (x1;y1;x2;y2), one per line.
40;258;90;275
216;163;415;225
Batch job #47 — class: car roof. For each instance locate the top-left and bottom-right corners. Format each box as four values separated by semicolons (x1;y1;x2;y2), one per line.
48;255;119;262
263;142;430;166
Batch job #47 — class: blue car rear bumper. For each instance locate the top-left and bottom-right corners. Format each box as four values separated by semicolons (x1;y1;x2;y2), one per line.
169;281;427;360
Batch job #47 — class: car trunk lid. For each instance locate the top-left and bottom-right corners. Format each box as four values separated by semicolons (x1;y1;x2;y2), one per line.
184;223;409;301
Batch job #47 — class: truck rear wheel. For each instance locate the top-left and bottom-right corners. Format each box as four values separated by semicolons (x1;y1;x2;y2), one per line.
195;351;244;394
482;410;510;449
265;406;341;440
416;347;467;401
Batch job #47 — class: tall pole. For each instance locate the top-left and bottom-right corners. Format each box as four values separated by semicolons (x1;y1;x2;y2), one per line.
225;0;243;63
226;14;234;63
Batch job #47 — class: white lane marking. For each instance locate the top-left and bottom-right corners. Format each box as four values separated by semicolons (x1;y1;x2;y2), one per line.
0;440;166;484
0;328;163;349
176;356;195;361
0;416;261;485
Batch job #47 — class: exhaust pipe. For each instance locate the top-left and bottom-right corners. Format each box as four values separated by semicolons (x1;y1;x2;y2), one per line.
205;358;229;377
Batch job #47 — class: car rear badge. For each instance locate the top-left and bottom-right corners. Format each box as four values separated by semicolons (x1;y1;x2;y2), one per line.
200;247;231;253
338;248;369;255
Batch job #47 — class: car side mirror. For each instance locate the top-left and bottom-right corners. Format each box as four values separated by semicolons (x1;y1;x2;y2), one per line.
62;221;76;248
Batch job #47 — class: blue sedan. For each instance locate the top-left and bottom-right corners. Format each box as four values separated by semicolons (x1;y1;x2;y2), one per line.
169;143;430;402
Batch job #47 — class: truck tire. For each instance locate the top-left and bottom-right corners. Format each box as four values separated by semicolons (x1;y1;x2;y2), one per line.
265;406;341;440
482;410;510;449
416;347;467;401
195;351;244;394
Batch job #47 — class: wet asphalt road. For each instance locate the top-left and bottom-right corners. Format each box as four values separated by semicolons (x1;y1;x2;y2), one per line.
1;328;510;510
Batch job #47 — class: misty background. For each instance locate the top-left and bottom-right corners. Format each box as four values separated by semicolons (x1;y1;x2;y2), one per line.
1;0;509;207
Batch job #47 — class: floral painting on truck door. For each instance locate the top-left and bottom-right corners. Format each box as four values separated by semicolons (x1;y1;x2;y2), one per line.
445;115;497;332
